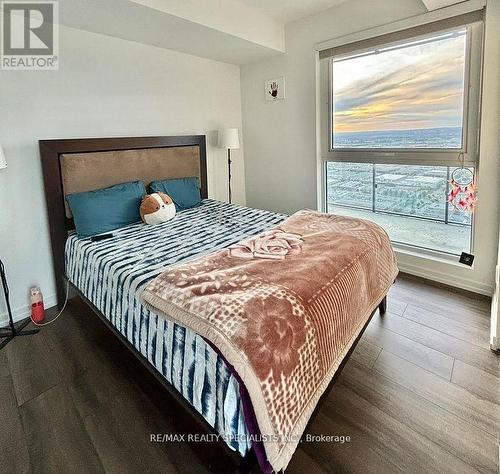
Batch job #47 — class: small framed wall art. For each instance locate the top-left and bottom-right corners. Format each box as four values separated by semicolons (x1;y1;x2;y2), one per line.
265;77;285;101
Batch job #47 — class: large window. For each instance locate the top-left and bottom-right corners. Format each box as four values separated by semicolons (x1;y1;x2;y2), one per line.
331;29;467;150
320;15;483;256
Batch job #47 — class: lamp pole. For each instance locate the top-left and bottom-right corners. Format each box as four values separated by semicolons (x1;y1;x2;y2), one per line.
0;259;39;351
227;148;232;204
218;129;239;205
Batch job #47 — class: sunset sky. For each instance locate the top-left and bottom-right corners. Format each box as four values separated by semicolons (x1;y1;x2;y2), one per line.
333;30;466;134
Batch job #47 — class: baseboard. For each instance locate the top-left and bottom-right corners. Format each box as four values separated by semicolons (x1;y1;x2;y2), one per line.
397;260;494;296
0;293;57;327
0;262;492;326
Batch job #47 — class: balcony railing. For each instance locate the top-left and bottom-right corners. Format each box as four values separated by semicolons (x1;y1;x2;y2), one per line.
327;163;472;227
326;162;473;255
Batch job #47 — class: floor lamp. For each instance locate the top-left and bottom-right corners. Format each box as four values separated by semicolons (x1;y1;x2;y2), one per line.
218;128;240;204
0;145;39;350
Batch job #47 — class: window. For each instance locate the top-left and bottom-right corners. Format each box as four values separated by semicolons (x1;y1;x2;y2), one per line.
320;14;483;256
331;29;467;150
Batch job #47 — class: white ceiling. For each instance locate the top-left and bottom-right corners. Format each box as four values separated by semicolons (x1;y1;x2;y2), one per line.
237;0;350;24
420;0;462;10
58;0;285;64
56;0;448;66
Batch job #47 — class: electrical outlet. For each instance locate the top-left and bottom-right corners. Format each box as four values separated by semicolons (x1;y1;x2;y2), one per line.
459;252;474;266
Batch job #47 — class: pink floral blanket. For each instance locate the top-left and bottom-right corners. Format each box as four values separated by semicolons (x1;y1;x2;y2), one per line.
141;210;398;471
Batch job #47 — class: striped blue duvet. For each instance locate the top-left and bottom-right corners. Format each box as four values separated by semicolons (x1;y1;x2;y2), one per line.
65;200;285;455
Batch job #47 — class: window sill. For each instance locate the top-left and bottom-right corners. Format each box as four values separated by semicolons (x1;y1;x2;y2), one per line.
392;242;473;270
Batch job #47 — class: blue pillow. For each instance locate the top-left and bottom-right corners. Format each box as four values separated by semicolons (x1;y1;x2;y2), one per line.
66;181;146;238
150;177;201;211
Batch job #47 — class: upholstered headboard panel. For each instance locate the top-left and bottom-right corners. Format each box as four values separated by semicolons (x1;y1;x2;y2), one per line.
61;146;201;217
40;135;207;305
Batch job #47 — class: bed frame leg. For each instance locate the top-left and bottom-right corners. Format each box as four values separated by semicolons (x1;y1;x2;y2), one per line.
379;296;387;315
238;449;256;473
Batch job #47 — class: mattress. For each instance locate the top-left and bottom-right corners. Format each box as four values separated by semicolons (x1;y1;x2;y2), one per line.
65;199;286;455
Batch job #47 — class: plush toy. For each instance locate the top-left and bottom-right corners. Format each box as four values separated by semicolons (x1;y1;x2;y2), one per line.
140;192;176;225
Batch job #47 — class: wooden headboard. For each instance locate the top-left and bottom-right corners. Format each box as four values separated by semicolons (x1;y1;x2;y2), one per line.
39;135;207;306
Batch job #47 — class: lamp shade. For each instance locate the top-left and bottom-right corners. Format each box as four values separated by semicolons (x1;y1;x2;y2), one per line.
218;128;240;150
0;145;6;170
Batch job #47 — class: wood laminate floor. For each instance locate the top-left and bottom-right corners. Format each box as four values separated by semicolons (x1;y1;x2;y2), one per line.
1;274;499;473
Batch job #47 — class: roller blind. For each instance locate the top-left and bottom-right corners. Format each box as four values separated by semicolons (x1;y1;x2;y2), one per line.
319;9;484;60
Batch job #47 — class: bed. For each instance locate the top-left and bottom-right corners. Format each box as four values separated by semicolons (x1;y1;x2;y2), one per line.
66;199;286;456
40;135;396;472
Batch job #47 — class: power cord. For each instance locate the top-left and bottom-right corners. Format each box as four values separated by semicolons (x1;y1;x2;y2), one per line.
30;279;70;327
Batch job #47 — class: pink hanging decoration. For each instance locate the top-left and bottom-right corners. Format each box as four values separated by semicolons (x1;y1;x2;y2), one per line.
447;178;477;213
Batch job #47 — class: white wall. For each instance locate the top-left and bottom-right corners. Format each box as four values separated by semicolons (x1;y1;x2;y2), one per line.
0;24;246;324
241;0;500;296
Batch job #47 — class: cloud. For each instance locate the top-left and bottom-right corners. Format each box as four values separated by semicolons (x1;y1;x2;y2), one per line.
333;33;466;133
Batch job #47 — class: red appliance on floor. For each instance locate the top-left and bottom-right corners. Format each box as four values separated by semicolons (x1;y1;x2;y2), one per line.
30;287;45;324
